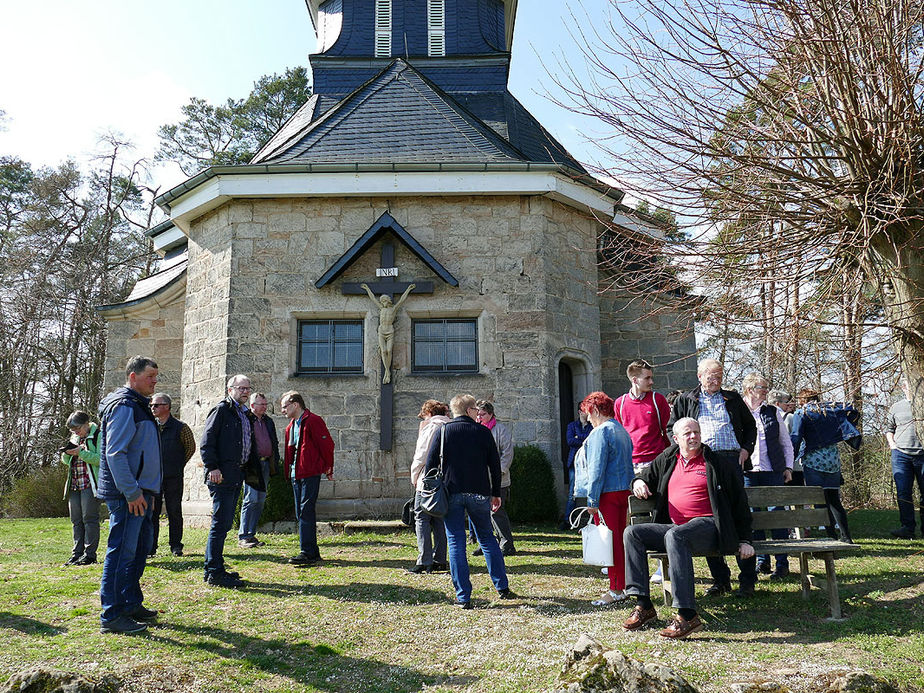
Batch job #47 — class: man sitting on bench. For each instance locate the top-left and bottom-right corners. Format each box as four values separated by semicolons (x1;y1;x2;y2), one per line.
622;417;754;639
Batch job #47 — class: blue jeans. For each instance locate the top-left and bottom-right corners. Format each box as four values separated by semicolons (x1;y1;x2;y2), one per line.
100;493;153;624
204;481;242;578
293;475;321;558
743;470;789;575
564;465;577;523
444;493;508;603
625;516;722;609
239;458;270;540
892;450;924;532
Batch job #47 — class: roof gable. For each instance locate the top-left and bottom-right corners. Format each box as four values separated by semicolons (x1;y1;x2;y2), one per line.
316;211;458;288
252;59;528;166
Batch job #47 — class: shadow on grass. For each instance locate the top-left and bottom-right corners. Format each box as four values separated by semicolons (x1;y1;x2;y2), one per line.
148;622;459;692
243;579;452;605
0;611;65;636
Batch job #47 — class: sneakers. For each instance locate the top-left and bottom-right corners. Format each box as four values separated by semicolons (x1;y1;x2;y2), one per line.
497;588;517;600
127;605;158;621
205;572;244;588
454;600;473;609
74;555;97;565
64;555;82;566
289;552;320;566
591;590;628;606
622;605;658;631
407;564;432;574
100;615;148;634
238;537;265;548
890;527;914;539
704;582;731;597
659;614;703;639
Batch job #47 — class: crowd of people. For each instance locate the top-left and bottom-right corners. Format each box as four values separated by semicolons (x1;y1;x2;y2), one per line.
57;353;920;638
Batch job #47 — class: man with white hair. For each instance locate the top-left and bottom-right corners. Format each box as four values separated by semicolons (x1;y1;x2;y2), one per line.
622;418;753;639
200;374;262;588
670;358;756;596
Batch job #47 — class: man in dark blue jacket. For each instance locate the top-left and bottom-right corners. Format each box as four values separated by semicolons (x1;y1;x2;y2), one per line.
96;355;162;634
200;374;261;588
424;393;514;608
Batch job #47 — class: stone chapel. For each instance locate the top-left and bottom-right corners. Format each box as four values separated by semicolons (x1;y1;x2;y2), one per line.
99;0;696;521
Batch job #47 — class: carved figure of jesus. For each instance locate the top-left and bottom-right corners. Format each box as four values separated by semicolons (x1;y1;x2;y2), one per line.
360;283;416;384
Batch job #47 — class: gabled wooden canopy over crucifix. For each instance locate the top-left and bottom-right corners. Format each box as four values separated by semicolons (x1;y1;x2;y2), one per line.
315;212;458;451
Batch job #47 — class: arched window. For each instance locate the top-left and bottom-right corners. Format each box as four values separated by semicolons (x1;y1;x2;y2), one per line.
317;0;343;53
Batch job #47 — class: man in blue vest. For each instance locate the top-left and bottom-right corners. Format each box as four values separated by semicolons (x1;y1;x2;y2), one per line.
96;355;162;634
149;393;196;557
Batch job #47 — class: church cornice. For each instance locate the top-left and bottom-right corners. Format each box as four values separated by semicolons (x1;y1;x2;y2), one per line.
154;163;624;234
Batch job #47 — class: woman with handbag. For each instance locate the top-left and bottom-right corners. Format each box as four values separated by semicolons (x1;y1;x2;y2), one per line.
408;400;451;573
573;391;635;606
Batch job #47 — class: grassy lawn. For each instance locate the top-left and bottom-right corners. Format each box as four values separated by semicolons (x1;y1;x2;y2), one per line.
0;510;922;692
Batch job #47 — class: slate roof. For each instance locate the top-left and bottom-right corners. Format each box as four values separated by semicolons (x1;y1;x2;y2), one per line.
96;251;187;314
251;59;585;172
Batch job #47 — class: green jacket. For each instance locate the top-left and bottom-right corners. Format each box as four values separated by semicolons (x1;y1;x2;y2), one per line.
60;422;101;499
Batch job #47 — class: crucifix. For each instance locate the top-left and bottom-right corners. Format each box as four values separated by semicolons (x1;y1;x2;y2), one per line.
341;240;433;450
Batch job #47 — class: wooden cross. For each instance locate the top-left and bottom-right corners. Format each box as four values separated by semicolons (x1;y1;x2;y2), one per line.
341;241;432;451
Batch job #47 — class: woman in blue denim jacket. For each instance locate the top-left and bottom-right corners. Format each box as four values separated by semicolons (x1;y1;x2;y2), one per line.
573;391;634;606
790;389;860;543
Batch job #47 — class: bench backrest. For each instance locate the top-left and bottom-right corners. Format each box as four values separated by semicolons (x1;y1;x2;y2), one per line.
628;485;830;532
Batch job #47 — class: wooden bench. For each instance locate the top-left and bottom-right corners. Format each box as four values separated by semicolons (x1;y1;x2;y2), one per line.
628;485;855;619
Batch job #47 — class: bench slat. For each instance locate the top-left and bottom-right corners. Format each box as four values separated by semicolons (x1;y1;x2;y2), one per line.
750;508;830;531
745;485;826;507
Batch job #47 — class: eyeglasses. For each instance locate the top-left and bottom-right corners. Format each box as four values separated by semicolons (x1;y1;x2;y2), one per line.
282;401;296;408
232;385;252;392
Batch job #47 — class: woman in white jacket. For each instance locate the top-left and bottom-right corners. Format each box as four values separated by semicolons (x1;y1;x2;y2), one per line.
408;400;452;573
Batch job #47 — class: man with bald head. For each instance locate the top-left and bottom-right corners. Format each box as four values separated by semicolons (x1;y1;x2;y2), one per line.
200;374;263;588
621;418;753;639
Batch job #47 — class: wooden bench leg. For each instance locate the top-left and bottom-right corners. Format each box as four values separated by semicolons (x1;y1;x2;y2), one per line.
799;552;811;600
822;552;844;620
660;558;672;606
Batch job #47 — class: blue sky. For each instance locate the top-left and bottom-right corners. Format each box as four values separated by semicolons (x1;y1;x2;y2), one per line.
0;0;613;191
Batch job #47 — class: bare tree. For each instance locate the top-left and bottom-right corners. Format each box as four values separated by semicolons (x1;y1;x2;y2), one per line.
0;140;156;492
557;0;924;434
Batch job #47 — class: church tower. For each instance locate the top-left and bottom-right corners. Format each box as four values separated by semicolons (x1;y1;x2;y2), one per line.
99;1;696;521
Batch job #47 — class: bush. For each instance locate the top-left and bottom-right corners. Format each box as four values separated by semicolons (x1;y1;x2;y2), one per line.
1;465;69;518
507;445;559;523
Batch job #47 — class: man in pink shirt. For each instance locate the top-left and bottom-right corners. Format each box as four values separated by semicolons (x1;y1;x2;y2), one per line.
621;418;753;639
614;360;672;472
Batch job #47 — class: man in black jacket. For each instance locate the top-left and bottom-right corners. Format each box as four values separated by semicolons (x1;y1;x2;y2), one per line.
199;374;263;588
424;393;514;608
670;358;757;596
622;417;753;639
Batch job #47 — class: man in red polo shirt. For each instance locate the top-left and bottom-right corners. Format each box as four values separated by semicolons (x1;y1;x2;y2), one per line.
621;418;754;639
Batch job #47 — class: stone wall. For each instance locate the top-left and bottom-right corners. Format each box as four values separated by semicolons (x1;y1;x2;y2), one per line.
598;291;697;398
101;291;186;398
178;194;605;518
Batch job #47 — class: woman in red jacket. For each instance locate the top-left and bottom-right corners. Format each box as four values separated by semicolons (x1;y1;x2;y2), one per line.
281;391;335;565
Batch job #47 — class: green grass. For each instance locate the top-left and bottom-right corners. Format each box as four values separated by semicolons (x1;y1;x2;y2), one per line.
0;510;922;692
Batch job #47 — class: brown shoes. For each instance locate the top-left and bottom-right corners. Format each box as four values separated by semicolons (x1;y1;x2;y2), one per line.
659;614;703;639
622;605;658;631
